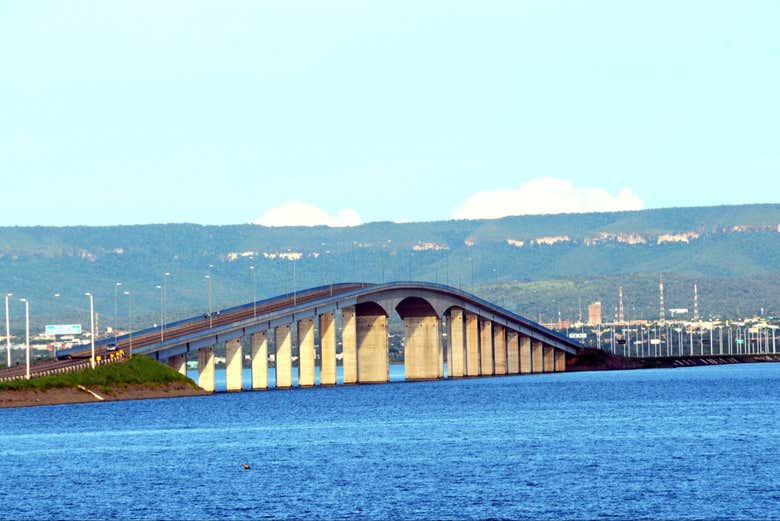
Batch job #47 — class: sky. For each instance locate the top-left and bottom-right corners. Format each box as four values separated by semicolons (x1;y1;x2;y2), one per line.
1;1;779;227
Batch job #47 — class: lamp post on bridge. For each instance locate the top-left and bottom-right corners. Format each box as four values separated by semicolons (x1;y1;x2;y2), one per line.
84;292;95;368
155;285;163;342
5;293;12;368
113;282;122;344
19;298;30;379
124;290;133;358
205;274;213;328
249;265;256;317
163;272;170;339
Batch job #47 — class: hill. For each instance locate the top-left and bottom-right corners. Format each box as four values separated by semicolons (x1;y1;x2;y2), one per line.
1;204;780;331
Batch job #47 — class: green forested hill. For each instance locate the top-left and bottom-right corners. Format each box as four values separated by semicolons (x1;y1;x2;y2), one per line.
1;204;780;330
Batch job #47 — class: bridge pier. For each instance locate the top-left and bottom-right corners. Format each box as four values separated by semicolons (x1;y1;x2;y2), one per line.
465;313;480;376
356;310;388;383
520;335;531;374
480;319;494;376
275;324;292;388
319;312;337;385
342;307;357;384
531;340;543;373
555;350;566;372
507;331;520;374
404;315;441;381
225;338;243;392
197;346;215;392
493;325;507;375
251;331;268;390
298;318;315;387
167;353;187;376
447;308;465;378
543;345;555;373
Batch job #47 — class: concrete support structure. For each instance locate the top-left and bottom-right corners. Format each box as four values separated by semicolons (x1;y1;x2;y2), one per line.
404;315;441;381
531;340;544;374
520;335;532;374
298;318;315;387
225;338;243;392
251;331;268;390
493;325;507;375
507;331;520;375
555;350;566;372
275;324;292;388
543;345;555;373
197;346;215;393
465;313;480;376
319;312;337;385
342;307;357;385
166;353;187;376
356;314;388;383
479;319;494;376
447;308;465;378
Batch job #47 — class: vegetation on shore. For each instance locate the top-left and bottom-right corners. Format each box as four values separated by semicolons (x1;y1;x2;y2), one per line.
0;356;198;394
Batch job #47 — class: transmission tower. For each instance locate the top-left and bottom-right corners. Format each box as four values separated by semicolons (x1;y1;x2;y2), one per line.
693;283;699;322
659;275;665;325
618;286;625;324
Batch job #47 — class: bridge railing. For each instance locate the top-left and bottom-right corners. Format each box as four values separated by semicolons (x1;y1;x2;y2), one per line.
0;352;127;384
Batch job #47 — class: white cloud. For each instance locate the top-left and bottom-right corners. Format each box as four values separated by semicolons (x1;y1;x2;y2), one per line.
452;177;643;220
253;200;362;227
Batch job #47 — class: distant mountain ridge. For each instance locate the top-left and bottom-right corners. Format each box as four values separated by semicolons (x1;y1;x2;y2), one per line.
1;204;779;329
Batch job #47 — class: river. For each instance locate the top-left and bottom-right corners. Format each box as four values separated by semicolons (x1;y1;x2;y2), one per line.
0;363;778;519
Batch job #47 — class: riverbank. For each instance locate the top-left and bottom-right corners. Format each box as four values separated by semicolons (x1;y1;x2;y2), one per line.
0;356;207;409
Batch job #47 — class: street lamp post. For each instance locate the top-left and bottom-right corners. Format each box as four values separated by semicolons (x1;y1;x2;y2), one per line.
205;275;213;328
155;285;163;342
53;293;60;358
124;290;133;357
19;298;30;379
250;265;256;317
163;272;170;339
85;292;95;368
114;282;122;343
4;293;12;368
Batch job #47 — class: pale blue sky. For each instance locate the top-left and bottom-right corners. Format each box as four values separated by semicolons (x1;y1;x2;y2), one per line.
1;1;778;226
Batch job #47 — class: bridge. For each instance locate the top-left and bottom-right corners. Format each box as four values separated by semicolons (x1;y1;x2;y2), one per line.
42;282;583;390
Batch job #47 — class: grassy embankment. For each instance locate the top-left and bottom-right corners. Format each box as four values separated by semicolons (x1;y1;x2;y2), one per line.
0;356;198;395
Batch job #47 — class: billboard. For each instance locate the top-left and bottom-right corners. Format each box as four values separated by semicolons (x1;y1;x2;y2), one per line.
45;324;82;336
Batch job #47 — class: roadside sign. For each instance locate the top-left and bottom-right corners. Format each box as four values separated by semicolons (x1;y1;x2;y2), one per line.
45;324;82;336
736;339;745;345
650;339;662;345
568;333;588;339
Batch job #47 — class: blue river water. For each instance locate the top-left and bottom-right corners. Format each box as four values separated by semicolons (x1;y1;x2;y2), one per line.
1;363;779;520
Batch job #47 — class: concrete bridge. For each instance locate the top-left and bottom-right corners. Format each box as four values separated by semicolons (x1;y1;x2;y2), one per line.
60;282;582;392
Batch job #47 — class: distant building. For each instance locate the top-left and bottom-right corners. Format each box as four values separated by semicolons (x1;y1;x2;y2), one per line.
588;302;602;326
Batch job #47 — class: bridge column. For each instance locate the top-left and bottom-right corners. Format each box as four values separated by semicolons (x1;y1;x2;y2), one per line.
197;346;215;392
404;316;441;381
319;312;337;386
225;338;243;392
251;331;268;390
543;345;555;373
479;319;494;376
342;306;357;385
465;313;480;376
507;331;520;374
531;340;544;373
167;353;187;376
357;313;388;383
298;318;315;387
493;325;507;375
275;324;292;388
555;349;567;372
447;308;465;378
520;335;532;374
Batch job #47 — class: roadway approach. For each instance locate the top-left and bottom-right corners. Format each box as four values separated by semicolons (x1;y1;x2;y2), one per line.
36;282;584;390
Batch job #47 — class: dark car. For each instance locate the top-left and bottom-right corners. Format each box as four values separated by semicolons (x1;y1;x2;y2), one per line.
106;342;118;352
